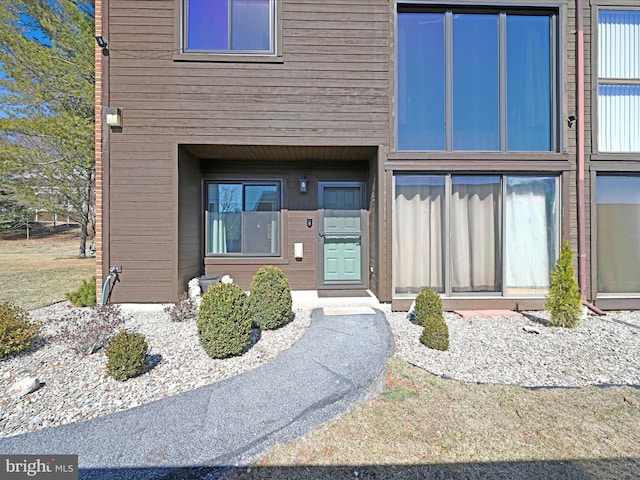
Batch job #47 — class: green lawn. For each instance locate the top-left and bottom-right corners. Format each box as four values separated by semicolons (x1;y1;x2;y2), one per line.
0;230;95;310
224;358;640;479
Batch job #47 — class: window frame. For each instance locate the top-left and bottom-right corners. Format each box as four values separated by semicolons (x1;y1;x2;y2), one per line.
392;173;561;298
594;174;640;295
394;3;561;154
204;180;283;258
174;0;283;63
592;3;640;156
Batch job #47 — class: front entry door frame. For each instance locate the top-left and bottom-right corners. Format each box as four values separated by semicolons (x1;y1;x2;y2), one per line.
318;181;368;290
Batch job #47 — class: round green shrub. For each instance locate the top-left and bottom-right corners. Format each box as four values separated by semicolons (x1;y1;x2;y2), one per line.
0;301;40;359
249;266;292;330
413;287;443;327
197;282;252;359
420;315;449;351
105;330;149;381
66;276;97;307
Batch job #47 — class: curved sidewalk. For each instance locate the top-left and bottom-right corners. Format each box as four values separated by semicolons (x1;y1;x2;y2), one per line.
0;307;394;479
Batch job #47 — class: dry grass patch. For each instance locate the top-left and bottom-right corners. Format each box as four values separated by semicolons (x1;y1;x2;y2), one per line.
0;228;95;310
224;357;640;479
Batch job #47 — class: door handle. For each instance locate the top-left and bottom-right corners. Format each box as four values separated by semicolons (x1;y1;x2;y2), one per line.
318;232;326;238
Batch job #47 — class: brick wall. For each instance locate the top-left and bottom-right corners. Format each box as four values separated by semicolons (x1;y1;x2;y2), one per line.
94;0;103;303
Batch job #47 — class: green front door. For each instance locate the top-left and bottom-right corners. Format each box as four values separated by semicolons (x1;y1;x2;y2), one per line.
319;183;365;286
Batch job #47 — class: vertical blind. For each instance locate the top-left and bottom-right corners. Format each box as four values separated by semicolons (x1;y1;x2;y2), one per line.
598;10;640;152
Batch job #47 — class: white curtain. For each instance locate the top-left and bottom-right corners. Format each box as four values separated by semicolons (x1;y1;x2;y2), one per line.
598;10;640;152
451;177;501;292
505;178;557;294
394;178;444;293
209;212;227;254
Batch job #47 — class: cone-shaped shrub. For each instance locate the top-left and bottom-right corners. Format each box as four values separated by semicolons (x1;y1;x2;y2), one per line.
545;241;582;328
249;266;292;330
413;287;443;327
197;282;252;359
105;330;148;381
415;287;449;351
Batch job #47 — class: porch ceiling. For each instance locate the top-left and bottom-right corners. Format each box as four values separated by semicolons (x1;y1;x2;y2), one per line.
182;144;378;162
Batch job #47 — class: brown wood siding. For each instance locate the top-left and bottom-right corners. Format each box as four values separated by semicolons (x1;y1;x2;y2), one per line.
177;148;202;294
202;162;369;291
104;0;389;302
367;156;379;298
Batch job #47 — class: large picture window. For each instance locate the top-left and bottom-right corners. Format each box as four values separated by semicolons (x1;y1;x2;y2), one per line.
184;0;275;54
394;174;559;296
597;10;640;152
397;6;558;152
596;176;640;293
206;182;281;256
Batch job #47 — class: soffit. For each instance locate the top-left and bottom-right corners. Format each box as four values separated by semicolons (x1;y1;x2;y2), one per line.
182;144;378;162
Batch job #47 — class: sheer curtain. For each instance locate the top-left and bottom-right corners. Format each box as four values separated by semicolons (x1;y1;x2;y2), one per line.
451;176;501;292
208;212;227;254
394;176;444;293
598;10;640;152
505;177;557;294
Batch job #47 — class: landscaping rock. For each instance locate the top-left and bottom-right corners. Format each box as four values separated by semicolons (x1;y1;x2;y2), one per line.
9;377;41;398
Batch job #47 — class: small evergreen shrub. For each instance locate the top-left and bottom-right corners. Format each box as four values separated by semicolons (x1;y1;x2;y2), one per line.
413;287;443;327
163;292;196;322
197;282;252;359
0;302;40;358
57;304;125;354
415;287;449;351
105;330;149;381
249;266;292;330
420;316;450;351
66;276;97;307
545;241;582;328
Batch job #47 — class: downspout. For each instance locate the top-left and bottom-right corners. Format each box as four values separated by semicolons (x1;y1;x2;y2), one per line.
576;0;605;316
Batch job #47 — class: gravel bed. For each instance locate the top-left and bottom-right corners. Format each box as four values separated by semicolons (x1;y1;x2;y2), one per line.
385;308;640;388
2;303;639;440
0;302;311;439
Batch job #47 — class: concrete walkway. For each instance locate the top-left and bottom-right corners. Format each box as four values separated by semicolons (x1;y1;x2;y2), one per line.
0;306;394;480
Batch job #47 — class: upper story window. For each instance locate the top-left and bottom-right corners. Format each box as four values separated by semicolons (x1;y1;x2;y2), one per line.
598;10;640;153
397;6;559;152
184;0;275;54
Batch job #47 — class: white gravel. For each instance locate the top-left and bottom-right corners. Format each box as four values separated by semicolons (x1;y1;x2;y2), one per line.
1;302;639;440
386;308;640;388
0;302;311;439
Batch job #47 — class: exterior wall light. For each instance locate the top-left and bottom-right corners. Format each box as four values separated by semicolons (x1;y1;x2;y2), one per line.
105;107;123;128
95;35;109;56
299;176;307;193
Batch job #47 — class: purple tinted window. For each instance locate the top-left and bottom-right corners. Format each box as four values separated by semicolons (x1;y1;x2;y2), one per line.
187;0;228;51
187;0;271;52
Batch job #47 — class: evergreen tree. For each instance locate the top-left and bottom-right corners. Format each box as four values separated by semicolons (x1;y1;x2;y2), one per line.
545;241;583;328
0;1;95;255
